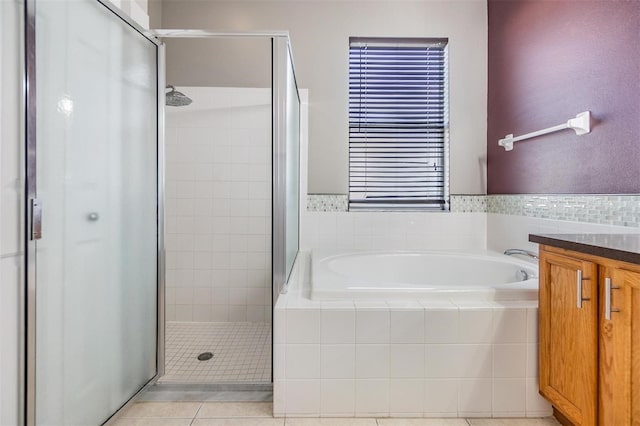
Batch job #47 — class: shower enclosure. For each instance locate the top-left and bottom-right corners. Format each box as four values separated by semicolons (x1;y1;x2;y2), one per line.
155;30;300;386
17;1;300;424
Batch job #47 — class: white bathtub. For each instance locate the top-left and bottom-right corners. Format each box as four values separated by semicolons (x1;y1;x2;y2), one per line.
311;250;538;301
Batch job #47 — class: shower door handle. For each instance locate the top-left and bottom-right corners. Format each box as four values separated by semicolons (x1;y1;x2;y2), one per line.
31;198;42;240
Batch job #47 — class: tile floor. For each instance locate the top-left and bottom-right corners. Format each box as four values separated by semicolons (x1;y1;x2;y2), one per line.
161;322;272;384
115;402;561;426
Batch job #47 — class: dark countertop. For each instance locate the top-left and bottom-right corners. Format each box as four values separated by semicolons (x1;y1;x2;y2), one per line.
529;233;640;265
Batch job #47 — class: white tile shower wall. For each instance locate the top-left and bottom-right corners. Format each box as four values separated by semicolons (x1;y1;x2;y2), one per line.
273;253;552;418
165;87;272;323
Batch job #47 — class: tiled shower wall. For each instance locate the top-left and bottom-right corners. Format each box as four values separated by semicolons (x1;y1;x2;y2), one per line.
165;87;272;323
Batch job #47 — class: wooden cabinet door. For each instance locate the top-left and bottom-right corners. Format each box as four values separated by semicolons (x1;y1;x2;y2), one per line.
539;249;598;426
599;267;640;426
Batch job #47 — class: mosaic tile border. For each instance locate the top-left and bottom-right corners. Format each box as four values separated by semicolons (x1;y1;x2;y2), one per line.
449;195;488;213
306;194;348;212
306;194;487;213
488;194;640;228
306;193;640;227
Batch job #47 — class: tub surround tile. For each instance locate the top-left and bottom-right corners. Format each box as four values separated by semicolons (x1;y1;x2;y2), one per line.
273;344;286;380
355;309;390;344
525;344;538;379
321;301;356;310
286;310;320;344
354;300;390;310
390;310;425;344
492;309;527;344
390;345;425;378
355;344;390;379
274;252;550;418
525;309;538;344
321;345;356;379
493;344;527;378
273;308;286;344
273;381;286;417
424;309;459;344
457;378;492;415
419;300;457;309
320;379;356;416
389;379;424;416
458;310;494;344
355;379;390;417
425;345;492;379
285;345;321;379
492;379;526;417
285;380;321;415
525;378;552;415
424;345;464;379
423;379;458;416
321;309;356;344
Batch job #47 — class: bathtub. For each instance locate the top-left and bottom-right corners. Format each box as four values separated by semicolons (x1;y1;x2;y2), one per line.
311;250;538;301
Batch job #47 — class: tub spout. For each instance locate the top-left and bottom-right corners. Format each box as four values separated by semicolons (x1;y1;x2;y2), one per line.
504;249;539;261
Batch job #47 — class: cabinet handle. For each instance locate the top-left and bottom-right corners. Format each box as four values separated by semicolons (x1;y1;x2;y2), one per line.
577;270;590;308
604;277;620;320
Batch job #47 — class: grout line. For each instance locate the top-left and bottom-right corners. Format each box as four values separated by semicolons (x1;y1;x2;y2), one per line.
192;402;204;421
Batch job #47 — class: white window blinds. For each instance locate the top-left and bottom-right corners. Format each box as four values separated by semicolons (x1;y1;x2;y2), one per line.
349;38;449;210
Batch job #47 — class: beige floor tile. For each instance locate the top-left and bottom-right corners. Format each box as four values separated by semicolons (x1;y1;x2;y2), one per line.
121;402;202;418
193;419;285;426
285;420;377;426
377;420;468;426
197;402;273;418
112;419;193;426
467;419;560;426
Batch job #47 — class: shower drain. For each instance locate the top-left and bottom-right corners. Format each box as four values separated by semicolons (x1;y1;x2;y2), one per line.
197;352;214;361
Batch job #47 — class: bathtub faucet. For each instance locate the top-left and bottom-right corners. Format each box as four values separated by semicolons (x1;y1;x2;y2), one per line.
503;249;539;261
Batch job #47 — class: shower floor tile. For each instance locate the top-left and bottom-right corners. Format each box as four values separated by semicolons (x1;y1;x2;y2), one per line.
161;322;272;384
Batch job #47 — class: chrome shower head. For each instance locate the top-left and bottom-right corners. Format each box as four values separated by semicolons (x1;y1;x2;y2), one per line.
165;85;192;107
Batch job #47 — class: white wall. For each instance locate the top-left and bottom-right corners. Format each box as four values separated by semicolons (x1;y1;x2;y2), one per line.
165;87;272;323
0;1;22;424
160;0;488;195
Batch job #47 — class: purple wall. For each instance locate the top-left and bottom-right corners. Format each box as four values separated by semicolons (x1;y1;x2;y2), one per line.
487;0;640;194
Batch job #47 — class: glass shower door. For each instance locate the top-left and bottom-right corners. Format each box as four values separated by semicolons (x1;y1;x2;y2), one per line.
30;1;160;424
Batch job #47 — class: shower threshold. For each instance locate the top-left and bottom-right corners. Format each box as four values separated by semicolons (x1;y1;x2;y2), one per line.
141;383;273;402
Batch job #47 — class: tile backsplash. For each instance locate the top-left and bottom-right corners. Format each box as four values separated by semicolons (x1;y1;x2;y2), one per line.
307;194;348;212
165;87;272;323
306;194;640;228
487;194;640;227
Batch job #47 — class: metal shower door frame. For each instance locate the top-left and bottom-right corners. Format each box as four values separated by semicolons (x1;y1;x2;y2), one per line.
22;1;165;424
152;29;300;382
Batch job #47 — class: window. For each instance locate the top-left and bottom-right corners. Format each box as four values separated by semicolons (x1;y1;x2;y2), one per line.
348;38;449;210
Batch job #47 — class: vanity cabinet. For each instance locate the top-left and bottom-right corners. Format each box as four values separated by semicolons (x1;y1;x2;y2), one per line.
598;266;640;425
539;249;598;425
538;244;640;426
